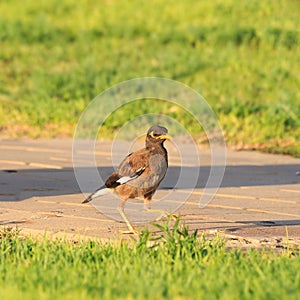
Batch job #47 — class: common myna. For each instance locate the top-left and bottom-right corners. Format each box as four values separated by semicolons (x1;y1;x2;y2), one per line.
82;125;171;234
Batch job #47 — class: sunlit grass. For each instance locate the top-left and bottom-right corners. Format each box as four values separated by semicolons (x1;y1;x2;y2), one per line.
0;0;299;155
0;220;299;300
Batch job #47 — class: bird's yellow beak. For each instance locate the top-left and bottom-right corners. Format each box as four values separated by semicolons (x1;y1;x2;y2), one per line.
159;134;171;140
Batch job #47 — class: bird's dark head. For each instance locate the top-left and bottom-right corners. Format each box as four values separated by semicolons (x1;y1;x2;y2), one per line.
146;125;171;144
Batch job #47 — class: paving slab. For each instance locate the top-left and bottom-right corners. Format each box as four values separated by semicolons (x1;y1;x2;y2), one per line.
0;139;300;248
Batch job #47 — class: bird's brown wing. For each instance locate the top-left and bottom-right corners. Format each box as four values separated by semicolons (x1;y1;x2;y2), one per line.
120;148;167;190
105;149;148;188
118;149;150;176
105;147;167;191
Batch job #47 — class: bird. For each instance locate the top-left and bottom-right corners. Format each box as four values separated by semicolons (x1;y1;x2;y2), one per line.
82;125;171;234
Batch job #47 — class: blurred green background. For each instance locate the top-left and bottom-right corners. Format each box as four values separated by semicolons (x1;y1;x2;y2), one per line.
0;0;299;156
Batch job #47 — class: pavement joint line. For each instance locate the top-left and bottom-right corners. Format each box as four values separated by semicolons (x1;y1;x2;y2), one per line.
28;162;62;169
0;207;38;214
165;199;203;207
0;160;62;169
208;204;300;218
35;200;163;211
76;150;116;156
176;190;297;204
26;147;66;153
39;212;112;224
1;206;114;223
0;145;66;153
259;197;298;204
181;214;238;224
49;157;70;162
0;160;26;166
36;199;86;207
36;199;161;215
36;199;147;213
280;189;300;194
66;159;94;164
94;151;116;156
164;199;300;218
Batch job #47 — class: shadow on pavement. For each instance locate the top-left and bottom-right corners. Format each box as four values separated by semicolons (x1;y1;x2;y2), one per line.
226;219;300;233
185;219;300;232
0;164;299;201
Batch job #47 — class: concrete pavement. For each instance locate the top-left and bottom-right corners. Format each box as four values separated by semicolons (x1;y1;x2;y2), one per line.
0;139;300;248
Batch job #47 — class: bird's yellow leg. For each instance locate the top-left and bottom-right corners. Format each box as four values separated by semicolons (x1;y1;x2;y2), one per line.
118;202;139;235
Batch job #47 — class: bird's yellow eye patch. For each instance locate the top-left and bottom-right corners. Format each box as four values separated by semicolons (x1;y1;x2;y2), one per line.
149;131;159;139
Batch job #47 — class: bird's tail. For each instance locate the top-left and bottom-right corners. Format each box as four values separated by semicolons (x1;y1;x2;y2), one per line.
82;186;109;203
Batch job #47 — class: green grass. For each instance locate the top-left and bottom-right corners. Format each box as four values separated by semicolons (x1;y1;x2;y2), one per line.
0;221;300;300
0;0;299;156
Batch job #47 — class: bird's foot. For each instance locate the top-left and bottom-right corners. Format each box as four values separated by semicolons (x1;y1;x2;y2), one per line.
168;213;179;221
145;208;178;221
119;228;139;235
156;212;178;221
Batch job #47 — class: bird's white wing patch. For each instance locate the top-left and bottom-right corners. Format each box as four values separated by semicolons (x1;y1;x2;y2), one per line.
116;176;134;184
117;167;145;184
91;188;109;199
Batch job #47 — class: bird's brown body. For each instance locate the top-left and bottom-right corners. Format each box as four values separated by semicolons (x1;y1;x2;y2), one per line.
109;146;168;201
83;125;170;233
